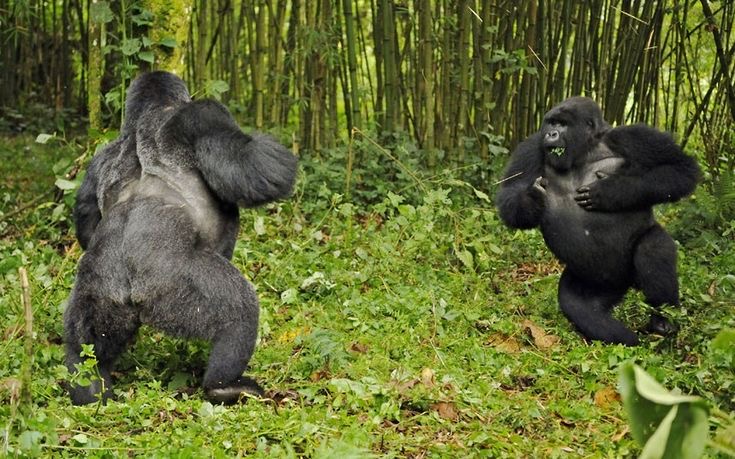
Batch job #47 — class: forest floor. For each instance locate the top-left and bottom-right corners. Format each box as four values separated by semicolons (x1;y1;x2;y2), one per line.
0;132;733;457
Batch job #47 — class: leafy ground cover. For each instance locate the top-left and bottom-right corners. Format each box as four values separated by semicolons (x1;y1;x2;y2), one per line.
0;133;733;457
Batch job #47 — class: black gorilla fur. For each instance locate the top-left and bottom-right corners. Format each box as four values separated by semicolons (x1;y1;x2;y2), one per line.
496;97;700;345
65;71;298;405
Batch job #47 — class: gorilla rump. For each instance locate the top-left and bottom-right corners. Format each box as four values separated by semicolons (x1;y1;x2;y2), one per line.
496;97;700;345
65;71;298;405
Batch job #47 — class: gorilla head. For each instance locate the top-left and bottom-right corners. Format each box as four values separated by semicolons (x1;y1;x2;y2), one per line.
123;72;191;133
539;97;610;171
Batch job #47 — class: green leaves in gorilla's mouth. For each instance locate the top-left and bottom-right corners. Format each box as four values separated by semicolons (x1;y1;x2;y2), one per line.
550;147;565;157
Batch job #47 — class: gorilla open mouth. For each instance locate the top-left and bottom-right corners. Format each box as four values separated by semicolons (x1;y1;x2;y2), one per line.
549;147;565;157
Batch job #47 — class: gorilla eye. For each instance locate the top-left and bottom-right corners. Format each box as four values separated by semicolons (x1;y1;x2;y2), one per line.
548;118;565;127
586;120;595;128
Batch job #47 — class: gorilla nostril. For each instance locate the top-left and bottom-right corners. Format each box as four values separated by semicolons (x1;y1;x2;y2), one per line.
547;130;559;141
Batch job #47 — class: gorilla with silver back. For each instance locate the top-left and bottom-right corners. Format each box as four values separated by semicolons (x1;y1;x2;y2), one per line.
65;71;298;404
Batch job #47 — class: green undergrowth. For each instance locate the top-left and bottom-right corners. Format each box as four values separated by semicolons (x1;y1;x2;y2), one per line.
0;133;733;457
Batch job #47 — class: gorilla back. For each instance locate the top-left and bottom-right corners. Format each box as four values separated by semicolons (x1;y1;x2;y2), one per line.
64;71;298;405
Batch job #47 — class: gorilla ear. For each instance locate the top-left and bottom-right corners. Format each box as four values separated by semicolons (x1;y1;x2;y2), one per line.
195;132;299;207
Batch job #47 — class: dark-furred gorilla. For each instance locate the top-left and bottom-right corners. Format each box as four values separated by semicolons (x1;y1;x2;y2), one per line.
496;97;700;345
65;71;298;405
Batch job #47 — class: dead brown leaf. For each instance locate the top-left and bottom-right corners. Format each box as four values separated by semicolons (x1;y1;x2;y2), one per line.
522;319;560;349
420;368;435;388
593;386;621;408
267;389;302;406
510;260;562;282
3;325;23;340
390;378;418;394
0;377;21;403
486;333;522;354
350;342;368;353
309;370;329;382
612;425;630;442
431;401;459;421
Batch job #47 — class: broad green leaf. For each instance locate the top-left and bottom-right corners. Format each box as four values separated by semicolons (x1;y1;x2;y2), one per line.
619;362;709;459
19;430;43;451
639;406;678;459
35;133;53;144
52;203;65;219
473;188;491;202
204;80;230;100
55;178;78;190
159;37;178;48
487;243;503;255
254;216;266;236
121;38;142;56
280;288;298;305
457;249;474;270
710;328;735;368
131;8;154;26
72;433;89;445
632;365;703;405
301;271;325;290
619;362;670;445
198;401;214;418
167;371;190;391
90;1;114;24
138;50;155;63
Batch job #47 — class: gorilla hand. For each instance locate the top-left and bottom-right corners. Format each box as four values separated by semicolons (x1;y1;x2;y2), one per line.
528;176;548;210
574;171;608;210
532;176;548;195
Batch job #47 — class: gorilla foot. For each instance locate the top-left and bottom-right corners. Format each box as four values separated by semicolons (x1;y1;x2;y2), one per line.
65;375;114;406
205;376;264;405
644;313;678;336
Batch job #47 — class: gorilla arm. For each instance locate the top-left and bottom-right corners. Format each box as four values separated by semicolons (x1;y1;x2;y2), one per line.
575;124;701;211
73;155;102;250
158;100;298;208
495;132;548;229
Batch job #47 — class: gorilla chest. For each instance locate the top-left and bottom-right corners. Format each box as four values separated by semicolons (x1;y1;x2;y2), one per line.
544;156;624;208
540;156;648;269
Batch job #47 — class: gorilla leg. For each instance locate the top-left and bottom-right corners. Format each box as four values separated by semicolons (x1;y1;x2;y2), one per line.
203;323;264;404
633;224;679;336
557;269;638;345
131;251;262;404
64;289;140;405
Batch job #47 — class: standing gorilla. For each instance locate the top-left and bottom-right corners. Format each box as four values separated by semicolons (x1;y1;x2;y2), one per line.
495;97;700;345
65;71;298;405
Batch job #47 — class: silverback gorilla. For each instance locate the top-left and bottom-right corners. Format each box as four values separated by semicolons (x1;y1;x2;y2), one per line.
496;97;700;345
65;71;298;404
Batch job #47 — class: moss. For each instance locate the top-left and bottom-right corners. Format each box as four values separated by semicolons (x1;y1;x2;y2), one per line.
145;0;190;74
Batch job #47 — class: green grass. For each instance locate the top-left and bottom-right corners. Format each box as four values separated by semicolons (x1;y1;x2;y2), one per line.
0;134;733;457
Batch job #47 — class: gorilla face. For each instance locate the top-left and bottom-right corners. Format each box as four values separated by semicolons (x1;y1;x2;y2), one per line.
540;97;609;171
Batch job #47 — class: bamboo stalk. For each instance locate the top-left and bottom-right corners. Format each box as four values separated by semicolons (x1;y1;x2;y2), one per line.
343;0;362;131
19;268;33;406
